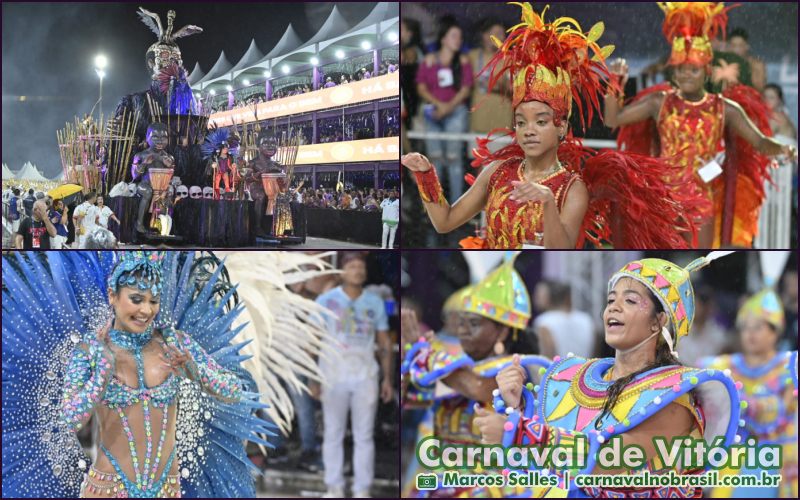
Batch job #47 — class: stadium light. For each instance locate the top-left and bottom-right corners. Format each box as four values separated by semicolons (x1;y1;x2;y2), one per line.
282;64;290;74
210;89;216;95
94;54;108;69
243;79;250;86
335;49;345;60
225;85;233;92
310;56;319;66
95;69;106;79
361;40;372;50
388;31;398;42
264;70;271;78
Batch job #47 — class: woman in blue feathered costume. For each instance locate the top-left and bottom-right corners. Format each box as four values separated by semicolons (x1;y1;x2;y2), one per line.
2;251;273;498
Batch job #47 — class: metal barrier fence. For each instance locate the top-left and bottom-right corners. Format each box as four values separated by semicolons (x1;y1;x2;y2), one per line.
755;161;795;249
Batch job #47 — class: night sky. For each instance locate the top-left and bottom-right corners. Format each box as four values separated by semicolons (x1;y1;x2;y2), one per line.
2;2;379;178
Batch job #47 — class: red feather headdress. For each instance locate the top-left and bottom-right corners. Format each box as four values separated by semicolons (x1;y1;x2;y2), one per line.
658;2;736;66
479;3;618;130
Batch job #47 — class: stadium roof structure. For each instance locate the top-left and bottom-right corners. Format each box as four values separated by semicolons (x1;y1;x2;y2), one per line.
2;163;15;181
191;2;398;93
187;62;206;86
195;51;233;86
15;162;49;182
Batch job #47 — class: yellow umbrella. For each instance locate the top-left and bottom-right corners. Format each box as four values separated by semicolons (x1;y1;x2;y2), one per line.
47;184;83;200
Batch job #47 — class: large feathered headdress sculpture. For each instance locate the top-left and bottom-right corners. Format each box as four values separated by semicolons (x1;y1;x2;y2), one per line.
480;2;618;129
138;7;203;77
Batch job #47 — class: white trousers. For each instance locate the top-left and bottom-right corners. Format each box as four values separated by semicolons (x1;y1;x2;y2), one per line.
321;377;378;493
50;235;65;249
381;223;397;249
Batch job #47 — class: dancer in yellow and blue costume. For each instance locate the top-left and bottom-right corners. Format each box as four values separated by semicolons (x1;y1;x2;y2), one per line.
401;254;551;497
488;253;743;497
701;252;798;498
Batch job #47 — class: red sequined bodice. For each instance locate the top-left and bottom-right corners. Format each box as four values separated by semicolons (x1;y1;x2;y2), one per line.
484;158;579;248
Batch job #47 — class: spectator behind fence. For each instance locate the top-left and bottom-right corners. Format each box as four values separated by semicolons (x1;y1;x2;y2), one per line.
401;17;424;131
468;18;513;133
727;27;766;91
763;83;797;140
415;15;474;200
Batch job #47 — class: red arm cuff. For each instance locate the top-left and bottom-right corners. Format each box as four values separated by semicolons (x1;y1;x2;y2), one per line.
413;169;446;205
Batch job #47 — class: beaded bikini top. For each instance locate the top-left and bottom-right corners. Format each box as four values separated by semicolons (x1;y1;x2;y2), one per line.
103;328;180;409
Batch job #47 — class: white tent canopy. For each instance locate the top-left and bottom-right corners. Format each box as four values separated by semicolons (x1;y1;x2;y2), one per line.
187;62;206;86
230;39;266;79
261;23;303;62
194;2;399;92
196;51;233;87
16;162;50;182
2;163;14;181
303;5;351;47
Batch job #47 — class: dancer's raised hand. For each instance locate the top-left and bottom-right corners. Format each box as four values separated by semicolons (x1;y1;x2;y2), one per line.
401;152;433;172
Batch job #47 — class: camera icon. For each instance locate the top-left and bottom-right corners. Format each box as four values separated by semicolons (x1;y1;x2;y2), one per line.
417;473;438;490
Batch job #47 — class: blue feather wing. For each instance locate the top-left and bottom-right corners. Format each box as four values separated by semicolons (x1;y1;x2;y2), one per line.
158;252;275;497
2;252;111;498
2;252;274;498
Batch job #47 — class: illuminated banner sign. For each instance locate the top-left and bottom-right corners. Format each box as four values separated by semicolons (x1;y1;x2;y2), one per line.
294;137;399;165
208;73;399;127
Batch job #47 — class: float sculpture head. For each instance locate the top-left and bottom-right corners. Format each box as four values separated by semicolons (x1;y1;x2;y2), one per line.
138;7;203;80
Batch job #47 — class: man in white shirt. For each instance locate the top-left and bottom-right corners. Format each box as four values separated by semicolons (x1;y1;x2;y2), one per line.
316;253;394;498
533;281;596;359
380;191;399;249
95;195;121;229
72;191;99;249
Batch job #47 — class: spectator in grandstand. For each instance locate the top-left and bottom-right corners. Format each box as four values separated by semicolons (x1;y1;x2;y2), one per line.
415;15;474;200
324;77;337;89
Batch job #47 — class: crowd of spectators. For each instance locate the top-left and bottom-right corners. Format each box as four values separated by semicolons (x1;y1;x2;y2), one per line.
206;59;398;113
290;186;398;212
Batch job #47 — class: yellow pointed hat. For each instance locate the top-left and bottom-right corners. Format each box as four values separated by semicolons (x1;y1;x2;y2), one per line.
443;285;474;313
737;289;784;332
735;251;790;332
462;254;531;330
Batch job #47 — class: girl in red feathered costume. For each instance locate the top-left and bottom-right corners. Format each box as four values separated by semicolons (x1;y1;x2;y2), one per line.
402;2;704;249
605;2;797;248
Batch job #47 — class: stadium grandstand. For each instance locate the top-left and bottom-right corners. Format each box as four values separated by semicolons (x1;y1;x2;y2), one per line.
189;2;399;192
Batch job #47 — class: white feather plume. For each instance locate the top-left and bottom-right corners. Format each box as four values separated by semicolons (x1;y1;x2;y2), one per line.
759;251;791;288
215;251;341;435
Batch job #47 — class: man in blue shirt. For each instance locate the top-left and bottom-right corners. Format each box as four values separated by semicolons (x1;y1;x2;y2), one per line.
316;253;394;498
